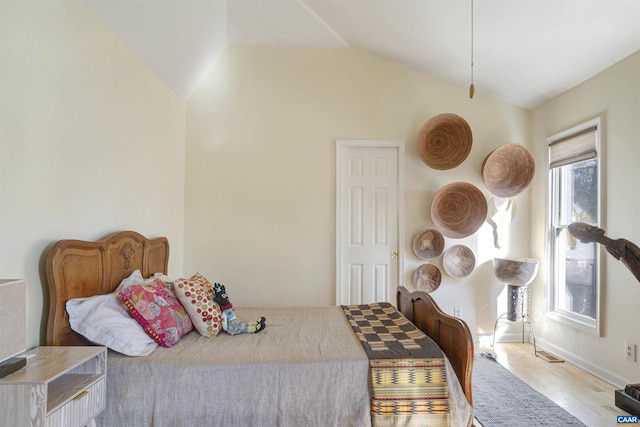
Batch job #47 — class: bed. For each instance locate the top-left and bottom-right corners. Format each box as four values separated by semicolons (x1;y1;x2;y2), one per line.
45;230;474;426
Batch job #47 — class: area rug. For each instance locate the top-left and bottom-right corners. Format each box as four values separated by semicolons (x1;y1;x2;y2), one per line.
472;353;587;426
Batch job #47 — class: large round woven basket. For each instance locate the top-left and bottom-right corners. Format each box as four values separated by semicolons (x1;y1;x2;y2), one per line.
431;182;487;238
417;113;473;170
412;263;442;293
482;143;535;197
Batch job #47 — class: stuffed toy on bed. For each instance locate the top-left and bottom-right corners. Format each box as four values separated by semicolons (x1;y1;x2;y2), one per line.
213;283;266;335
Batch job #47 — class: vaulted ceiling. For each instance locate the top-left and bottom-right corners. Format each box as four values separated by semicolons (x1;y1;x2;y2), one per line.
85;0;640;109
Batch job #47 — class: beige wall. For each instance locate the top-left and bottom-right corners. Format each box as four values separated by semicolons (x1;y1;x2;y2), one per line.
530;51;640;386
0;1;186;348
185;46;532;339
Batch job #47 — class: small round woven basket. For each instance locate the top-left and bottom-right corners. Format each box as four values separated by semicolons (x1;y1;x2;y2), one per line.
482;143;535;197
443;245;476;278
431;182;487;238
413;229;445;259
417;113;473;170
412;263;442;293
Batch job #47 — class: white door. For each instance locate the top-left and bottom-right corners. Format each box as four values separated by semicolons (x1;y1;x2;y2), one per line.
336;140;405;305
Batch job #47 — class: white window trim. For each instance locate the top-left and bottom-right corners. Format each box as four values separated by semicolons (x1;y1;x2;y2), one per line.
544;116;603;336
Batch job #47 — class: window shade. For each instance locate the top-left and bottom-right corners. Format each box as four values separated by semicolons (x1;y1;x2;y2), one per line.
549;126;597;168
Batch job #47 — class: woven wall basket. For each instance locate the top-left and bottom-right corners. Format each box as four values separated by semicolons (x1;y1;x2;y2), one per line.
417;113;473;170
413;229;445;260
412;263;442;293
482;143;535;198
443;245;476;278
431;182;487;238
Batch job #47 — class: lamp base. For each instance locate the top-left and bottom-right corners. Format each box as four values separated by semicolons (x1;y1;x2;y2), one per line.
0;356;26;378
507;285;528;321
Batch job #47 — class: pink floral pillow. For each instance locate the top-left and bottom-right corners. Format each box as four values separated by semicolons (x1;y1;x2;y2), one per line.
174;273;222;339
119;279;193;348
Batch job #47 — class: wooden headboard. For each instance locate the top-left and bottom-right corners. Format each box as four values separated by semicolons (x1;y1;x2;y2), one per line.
45;230;169;346
397;286;474;405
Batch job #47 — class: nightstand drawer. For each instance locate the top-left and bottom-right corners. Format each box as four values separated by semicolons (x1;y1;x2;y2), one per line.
48;377;106;427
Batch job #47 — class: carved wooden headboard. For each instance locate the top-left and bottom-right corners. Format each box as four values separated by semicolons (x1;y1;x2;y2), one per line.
45;231;169;346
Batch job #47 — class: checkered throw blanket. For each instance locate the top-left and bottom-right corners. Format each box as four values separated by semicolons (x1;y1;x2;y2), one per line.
342;302;451;427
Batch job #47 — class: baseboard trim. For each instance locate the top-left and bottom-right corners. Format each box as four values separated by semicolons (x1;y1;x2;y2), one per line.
478;332;630;388
489;332;533;344
535;336;630;389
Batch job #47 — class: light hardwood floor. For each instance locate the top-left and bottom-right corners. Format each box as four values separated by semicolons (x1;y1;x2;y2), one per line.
482;342;627;427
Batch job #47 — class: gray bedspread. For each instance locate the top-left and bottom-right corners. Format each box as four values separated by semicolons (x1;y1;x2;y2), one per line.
97;306;471;427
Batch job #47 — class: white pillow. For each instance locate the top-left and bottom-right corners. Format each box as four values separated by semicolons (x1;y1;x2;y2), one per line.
114;270;173;293
114;269;145;292
66;292;157;356
66;293;158;356
66;270;163;356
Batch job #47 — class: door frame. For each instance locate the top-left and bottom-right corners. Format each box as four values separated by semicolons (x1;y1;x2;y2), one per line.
335;139;406;305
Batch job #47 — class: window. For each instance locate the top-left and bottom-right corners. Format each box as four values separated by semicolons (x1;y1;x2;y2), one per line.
546;117;601;335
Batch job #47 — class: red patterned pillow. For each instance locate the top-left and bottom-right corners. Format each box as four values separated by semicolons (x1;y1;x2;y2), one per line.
119;279;193;348
173;273;223;339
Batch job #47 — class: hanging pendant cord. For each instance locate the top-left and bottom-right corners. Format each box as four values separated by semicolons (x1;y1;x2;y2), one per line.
469;0;475;99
